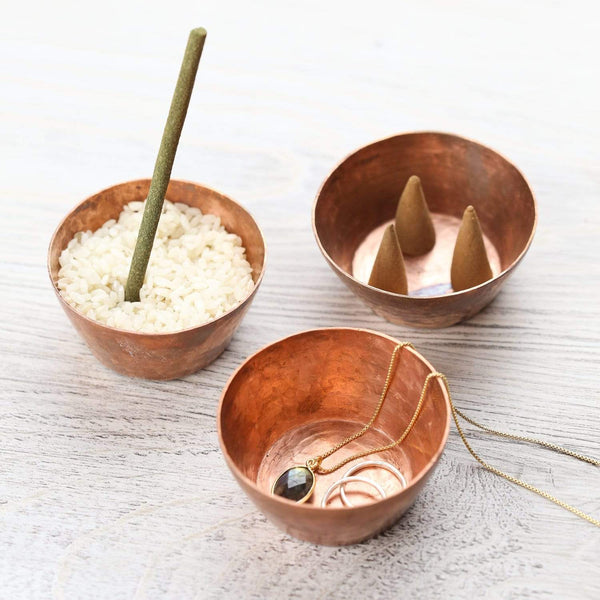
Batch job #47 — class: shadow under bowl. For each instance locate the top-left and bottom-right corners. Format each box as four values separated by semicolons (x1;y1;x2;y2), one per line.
48;179;266;380
218;327;450;545
313;132;537;328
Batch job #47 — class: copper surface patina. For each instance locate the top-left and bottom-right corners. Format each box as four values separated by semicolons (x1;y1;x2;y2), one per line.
217;328;451;545
48;179;266;380
313;132;537;328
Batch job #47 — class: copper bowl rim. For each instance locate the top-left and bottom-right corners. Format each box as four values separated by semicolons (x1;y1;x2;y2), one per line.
312;130;538;300
217;327;451;513
47;178;267;338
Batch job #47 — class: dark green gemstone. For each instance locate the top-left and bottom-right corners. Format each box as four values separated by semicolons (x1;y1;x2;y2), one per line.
272;466;314;502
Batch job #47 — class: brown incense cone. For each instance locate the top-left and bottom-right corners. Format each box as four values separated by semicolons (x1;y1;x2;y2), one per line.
368;224;408;294
451;205;493;291
395;175;436;256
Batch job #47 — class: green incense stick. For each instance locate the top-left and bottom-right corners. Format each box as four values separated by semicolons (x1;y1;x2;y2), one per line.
124;27;207;302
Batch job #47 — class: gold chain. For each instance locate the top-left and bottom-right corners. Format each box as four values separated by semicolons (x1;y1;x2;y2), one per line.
306;342;414;473
307;343;600;528
436;372;600;528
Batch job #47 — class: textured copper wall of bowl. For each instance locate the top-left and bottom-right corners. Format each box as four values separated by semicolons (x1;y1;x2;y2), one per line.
313;132;537;328
48;179;266;380
218;328;450;546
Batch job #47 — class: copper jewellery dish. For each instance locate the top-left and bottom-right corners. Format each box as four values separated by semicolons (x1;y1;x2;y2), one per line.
48;179;266;380
218;327;450;545
313;132;537;328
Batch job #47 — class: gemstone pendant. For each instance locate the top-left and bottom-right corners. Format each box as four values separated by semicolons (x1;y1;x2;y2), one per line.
271;466;315;503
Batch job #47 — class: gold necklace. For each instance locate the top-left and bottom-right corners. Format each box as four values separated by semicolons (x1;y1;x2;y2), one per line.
271;343;600;529
272;342;426;503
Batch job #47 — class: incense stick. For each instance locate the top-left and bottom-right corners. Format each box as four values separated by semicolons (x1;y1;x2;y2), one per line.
125;27;206;302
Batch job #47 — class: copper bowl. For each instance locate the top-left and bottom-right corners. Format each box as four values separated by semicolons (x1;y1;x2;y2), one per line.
218;328;450;545
313;132;537;328
48;179;266;380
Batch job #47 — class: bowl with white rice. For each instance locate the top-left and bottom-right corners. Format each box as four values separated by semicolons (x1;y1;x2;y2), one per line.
48;179;266;379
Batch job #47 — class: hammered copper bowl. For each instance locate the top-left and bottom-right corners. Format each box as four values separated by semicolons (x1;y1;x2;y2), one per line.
313;132;537;328
48;179;266;380
218;328;450;545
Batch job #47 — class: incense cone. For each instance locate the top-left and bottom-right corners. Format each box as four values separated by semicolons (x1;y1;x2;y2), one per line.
395;175;436;256
451;205;493;291
368;224;408;294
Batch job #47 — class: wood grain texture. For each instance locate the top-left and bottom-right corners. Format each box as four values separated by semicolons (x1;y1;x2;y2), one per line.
1;0;599;598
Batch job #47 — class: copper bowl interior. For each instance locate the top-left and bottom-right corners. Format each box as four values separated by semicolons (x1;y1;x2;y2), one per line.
219;329;449;522
48;179;266;379
313;132;536;306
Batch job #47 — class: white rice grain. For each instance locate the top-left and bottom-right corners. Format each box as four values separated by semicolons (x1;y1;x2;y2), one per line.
57;200;254;333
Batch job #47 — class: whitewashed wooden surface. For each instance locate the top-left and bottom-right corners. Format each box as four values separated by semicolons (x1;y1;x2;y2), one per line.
1;1;599;598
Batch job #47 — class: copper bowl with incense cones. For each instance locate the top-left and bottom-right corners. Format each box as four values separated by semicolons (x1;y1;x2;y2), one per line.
218;328;450;545
48;179;266;380
313;132;537;328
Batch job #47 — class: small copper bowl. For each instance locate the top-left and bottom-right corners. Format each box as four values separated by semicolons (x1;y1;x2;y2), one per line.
48;179;266;380
218;328;450;545
313;132;537;328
